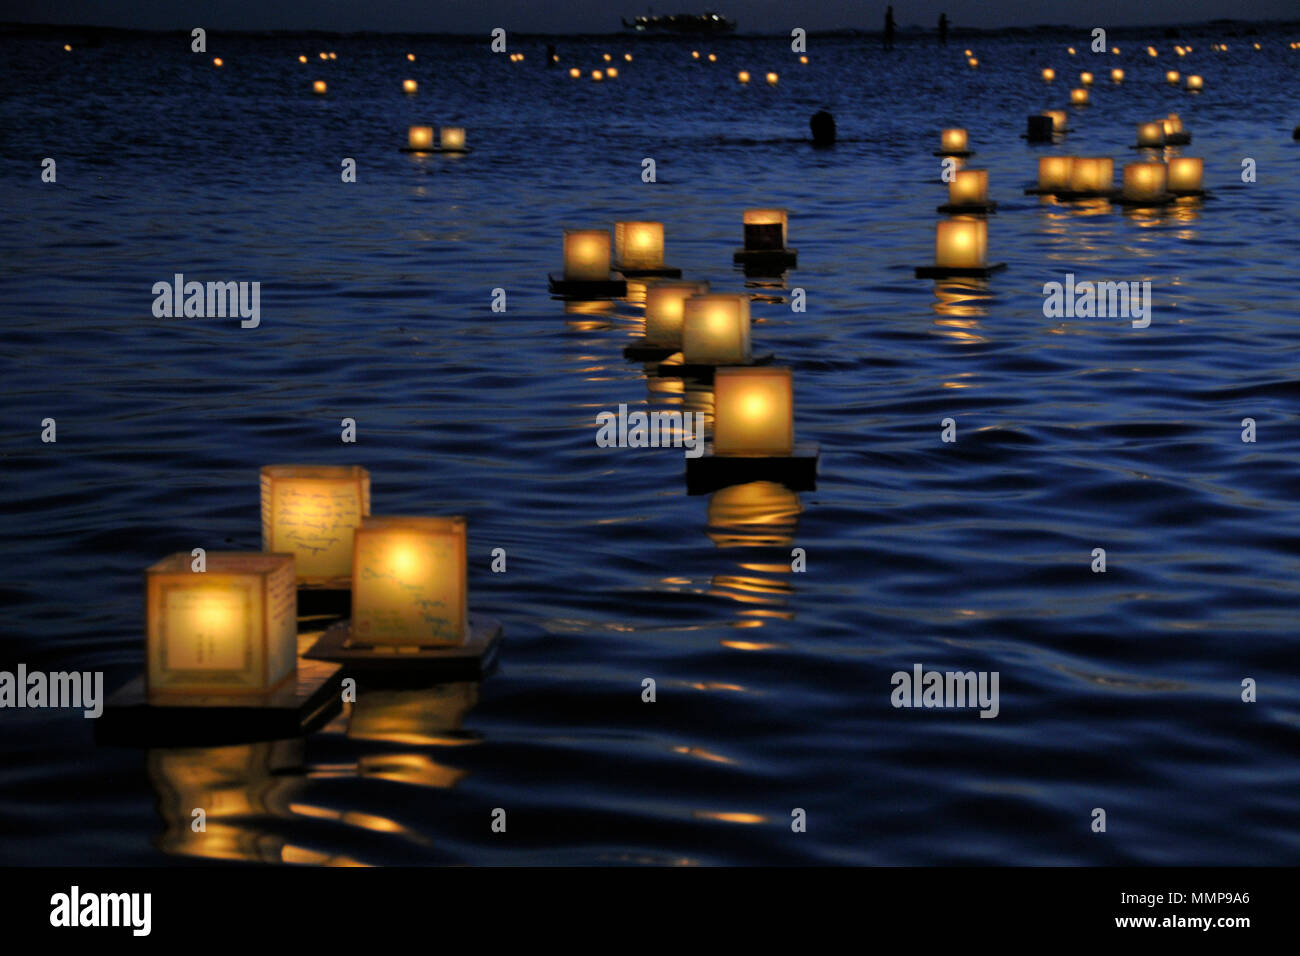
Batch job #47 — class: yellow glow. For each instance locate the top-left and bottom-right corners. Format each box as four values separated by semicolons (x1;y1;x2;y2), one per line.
1042;67;1055;81
319;52;328;60
328;52;337;60
1111;68;1124;81
1166;157;1203;192
1068;157;1113;193
213;57;223;67
1043;109;1068;132
799;55;808;64
1166;69;1180;83
644;280;710;346
591;69;603;81
692;50;700;59
614;221;665;270
407;53;415;61
766;71;779;84
298;55;307;63
64;43;72;51
1111;47;1120;54
737;70;750;83
312;80;327;94
568;67;580;78
1137;121;1165;147
402;78;417;93
1186;74;1203;90
1122;162;1168;201
934;219;987;269
1147;46;1158;57
681;295;751;364
708;53;718;62
625;53;633;61
352;516;468;647
1080;71;1093;84
948;169;989;205
261;465;370;584
1067;47;1076;55
964;48;972;56
407;126;434;150
713;367;794;456
563;229;611;281
439;126;466;150
968;57;979;67
1037;155;1074;191
940;128;968;152
603;53;612;61
606;66;618;77
1070;87;1089;104
693;811;767;824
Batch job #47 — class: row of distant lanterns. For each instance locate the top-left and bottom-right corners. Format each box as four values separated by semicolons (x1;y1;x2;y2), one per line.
1040;66;1204;91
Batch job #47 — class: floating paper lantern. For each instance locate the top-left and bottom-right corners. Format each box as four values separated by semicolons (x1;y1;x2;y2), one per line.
439;127;466;151
569;67;580;78
319;52;328;60
1185;74;1203;91
948;169;989;206
64;43;72;51
1167;156;1204;192
352;516;467;647
644;280;711;346
145;553;297;698
1162;114;1183;137
766;71;779;85
625;53;633;61
799;55;809;65
1043;109;1068;132
1137;121;1166;147
682;294;752;364
1111;47;1120;55
1080;71;1093;84
328;52;337;60
298;55;307;63
940;128;969;153
312;80;327;94
1112;68;1124;82
1042;67;1056;81
968;57;979;68
606;67;618;78
407;125;434;150
713;367;794;456
213;58;224;68
1147;46;1159;57
708;53;718;63
1121;161;1168;201
742;208;788;251
402;79;417;94
407;53;416;61
592;70;604;81
260;465;370;585
603;53;612;62
1166;69;1180;84
1070;87;1089;105
738;70;751;83
692;50;700;59
563;229;611;281
934;219;988;269
1037;155;1075;191
614;221;665;270
1068;157;1114;193
1067;47;1076;55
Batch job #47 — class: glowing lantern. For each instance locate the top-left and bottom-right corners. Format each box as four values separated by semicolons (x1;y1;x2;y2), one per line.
439;127;466;151
145;553;297;698
625;53;633;61
1043;109;1068;132
402;79;417;94
606;67;618;78
1186;75;1203;90
319;52;328;60
965;49;973;56
64;44;72;51
1070;87;1089;105
569;67;580;78
614;221;665;270
644;280;711;347
1137;121;1166;147
407;125;434;150
1037;155;1075;191
1147;46;1158;57
1112;68;1124;82
1068;157;1114;194
940;128;969;153
742;208;788;251
766;71;779;85
1042;67;1056;81
563;229;611;281
682;295;752;364
407;53;416;61
298;55;307;63
603;53;612;62
260;466;370;586
968;57;979;68
692;50;700;59
312;80;327;94
948;169;989;206
1067;47;1076;55
713;367;794;456
213;58;224;67
708;53;718;63
328;52;337;60
1080;71;1093;84
1111;47;1120;55
934;219;988;270
592;70;604;81
1121;162;1168;202
738;70;751;83
799;55;808;64
1167;157;1204;192
1166;70;1180;84
351;516;467;647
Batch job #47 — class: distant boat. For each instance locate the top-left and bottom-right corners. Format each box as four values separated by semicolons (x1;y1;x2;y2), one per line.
622;11;737;35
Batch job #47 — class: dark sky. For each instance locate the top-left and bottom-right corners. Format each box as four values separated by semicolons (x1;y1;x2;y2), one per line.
4;0;1294;33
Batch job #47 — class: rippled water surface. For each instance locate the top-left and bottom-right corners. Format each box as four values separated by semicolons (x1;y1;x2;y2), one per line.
2;28;1299;865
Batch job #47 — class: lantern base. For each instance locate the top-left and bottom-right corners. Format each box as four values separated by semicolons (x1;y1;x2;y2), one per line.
1169;188;1209;199
548;273;628;298
1165;132;1192;145
304;613;503;680
623;339;680;361
732;248;798;271
936;201;997;214
96;657;344;747
1048;190;1114;202
915;263;1007;279
399;146;473;154
616;266;683;279
655;351;775;381
932;150;974;158
1111;192;1177;207
686;442;820;495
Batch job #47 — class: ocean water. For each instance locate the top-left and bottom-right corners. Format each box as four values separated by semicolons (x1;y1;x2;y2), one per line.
1;28;1299;866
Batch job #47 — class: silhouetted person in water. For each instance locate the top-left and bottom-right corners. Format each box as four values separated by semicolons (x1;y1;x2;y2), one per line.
884;7;896;50
810;110;837;147
938;13;949;45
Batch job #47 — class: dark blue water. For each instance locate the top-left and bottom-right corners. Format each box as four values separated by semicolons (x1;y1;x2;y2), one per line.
2;27;1299;865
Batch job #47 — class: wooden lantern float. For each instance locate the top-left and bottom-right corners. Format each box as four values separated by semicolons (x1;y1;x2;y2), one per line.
1166;157;1205;196
260;465;370;589
624;280;710;360
935;128;972;157
1116;161;1173;206
685;367;819;494
304;516;503;677
549;228;626;298
916;218;1005;278
734;208;797;271
939;168;996;213
614;221;681;278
